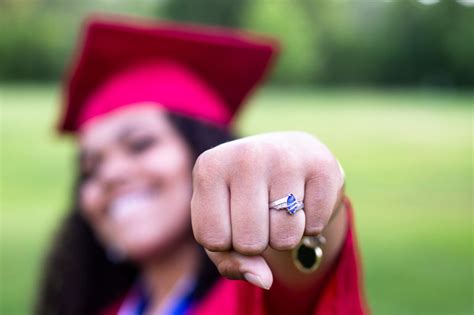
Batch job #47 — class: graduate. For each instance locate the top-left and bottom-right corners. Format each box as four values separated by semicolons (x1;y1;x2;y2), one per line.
36;15;369;315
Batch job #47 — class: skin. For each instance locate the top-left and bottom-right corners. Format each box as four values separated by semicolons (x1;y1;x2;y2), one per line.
79;103;347;313
192;132;347;293
79;104;200;313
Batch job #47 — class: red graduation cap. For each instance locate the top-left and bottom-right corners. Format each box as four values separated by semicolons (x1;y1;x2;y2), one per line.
58;15;279;133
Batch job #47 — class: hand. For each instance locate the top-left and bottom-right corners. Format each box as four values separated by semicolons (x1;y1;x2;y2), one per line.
191;132;344;289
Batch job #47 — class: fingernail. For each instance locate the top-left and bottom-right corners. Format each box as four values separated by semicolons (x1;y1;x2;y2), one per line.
243;272;270;290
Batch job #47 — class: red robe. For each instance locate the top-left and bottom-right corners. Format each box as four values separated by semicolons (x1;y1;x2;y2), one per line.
102;197;369;315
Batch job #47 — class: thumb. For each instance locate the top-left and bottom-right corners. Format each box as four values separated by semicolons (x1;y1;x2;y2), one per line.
205;249;273;290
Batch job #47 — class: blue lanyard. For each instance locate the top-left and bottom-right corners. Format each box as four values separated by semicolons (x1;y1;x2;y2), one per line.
131;282;150;315
135;294;149;315
131;282;195;315
167;291;194;315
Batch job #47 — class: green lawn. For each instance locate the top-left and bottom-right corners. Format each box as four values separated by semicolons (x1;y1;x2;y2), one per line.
1;84;472;315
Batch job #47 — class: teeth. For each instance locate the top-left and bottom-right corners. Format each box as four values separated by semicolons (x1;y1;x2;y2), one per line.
109;191;153;221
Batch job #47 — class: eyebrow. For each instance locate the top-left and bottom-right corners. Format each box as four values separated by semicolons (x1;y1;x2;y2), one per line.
116;125;137;142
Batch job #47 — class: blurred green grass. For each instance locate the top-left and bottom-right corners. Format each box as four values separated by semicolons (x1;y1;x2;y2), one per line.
1;84;472;315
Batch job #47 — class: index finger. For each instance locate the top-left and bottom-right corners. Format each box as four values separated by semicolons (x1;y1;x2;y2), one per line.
191;152;232;252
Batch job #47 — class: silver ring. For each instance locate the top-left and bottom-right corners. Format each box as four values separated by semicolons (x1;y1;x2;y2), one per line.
269;193;304;215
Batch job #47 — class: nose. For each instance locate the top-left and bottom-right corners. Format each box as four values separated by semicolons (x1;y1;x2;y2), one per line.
98;155;133;193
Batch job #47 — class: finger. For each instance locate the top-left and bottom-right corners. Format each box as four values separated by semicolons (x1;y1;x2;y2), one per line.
230;171;269;255
304;158;341;235
268;171;305;251
206;249;273;290
191;153;232;251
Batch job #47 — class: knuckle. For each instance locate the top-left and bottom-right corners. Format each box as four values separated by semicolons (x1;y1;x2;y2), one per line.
304;224;325;236
275;150;301;175
270;234;301;251
233;239;267;255
263;141;281;156
281;144;299;164
308;160;334;185
315;153;338;175
233;142;265;171
193;150;222;181
194;231;231;252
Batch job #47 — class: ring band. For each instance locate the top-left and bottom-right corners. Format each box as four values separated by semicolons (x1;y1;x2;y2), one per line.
269;193;304;215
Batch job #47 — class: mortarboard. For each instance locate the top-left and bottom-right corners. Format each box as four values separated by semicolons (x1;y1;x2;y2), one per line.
58;15;279;133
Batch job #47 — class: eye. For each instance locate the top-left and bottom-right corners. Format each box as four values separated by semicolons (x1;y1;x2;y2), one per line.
127;136;156;154
80;160;99;181
79;152;100;181
80;168;95;181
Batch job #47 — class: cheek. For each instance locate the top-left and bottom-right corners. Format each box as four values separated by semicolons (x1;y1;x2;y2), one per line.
80;182;104;222
141;144;193;186
139;144;194;228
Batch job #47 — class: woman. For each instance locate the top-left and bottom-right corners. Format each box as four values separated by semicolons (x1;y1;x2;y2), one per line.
36;16;368;315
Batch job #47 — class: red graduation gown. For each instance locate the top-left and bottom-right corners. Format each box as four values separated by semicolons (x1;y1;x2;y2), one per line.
102;197;369;315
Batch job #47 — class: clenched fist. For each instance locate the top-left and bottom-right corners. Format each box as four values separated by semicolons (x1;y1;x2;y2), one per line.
191;132;344;290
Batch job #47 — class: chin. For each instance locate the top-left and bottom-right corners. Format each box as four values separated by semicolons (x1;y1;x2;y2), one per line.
124;242;163;262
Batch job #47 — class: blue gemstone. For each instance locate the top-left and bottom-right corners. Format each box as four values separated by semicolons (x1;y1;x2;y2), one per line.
287;194;296;205
287;194;298;214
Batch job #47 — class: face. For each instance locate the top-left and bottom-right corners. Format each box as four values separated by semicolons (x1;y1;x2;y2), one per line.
79;104;194;262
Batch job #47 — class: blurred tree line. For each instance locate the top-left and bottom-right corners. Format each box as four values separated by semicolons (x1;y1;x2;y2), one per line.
0;0;473;87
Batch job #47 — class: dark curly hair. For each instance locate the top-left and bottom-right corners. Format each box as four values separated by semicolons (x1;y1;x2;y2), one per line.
35;112;235;315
